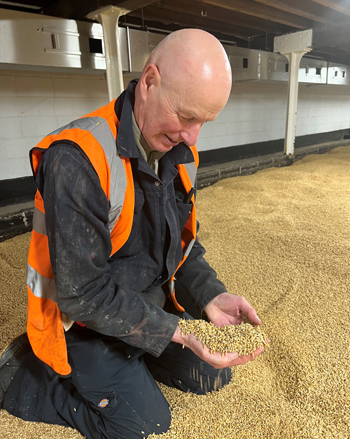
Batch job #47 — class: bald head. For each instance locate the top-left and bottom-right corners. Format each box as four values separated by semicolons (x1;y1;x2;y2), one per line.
134;29;232;152
145;29;232;96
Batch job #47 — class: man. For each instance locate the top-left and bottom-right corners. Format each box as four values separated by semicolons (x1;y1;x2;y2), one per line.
0;29;264;439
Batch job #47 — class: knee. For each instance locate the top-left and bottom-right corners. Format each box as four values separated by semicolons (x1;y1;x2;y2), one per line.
146;405;171;436
84;391;171;439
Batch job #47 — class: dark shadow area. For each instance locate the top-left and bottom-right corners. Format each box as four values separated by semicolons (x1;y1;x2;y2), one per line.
198;128;349;167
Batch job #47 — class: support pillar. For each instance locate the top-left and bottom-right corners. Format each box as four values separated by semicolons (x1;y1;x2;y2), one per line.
274;30;313;156
283;51;309;156
87;6;130;101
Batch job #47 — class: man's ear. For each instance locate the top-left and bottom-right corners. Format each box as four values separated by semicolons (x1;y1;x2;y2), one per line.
139;64;161;100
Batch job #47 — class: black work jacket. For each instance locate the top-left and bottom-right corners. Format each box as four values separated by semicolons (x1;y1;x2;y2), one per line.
35;80;227;357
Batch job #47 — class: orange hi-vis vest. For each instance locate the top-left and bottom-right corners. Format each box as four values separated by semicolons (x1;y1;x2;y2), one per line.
27;99;199;376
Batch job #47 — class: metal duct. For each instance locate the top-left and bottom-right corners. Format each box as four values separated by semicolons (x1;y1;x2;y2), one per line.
0;9;164;73
0;9;349;85
228;47;328;84
327;63;350;85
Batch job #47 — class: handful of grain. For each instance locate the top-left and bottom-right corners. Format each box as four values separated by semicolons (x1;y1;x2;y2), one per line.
178;319;269;356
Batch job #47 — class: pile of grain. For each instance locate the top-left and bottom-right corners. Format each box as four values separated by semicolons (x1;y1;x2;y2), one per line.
1;146;350;439
0;234;29;350
178;319;268;356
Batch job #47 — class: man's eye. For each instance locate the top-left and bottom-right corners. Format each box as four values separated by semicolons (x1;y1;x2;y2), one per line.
181;116;195;122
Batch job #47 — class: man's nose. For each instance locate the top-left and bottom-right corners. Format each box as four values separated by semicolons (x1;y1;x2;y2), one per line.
181;123;202;146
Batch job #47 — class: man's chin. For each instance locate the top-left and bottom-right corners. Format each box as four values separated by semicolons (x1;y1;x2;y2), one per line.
151;141;178;153
160;143;176;152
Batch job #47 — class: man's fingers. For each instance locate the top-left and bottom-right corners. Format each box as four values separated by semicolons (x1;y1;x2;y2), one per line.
202;350;238;369
239;298;262;325
205;345;265;369
226;345;265;367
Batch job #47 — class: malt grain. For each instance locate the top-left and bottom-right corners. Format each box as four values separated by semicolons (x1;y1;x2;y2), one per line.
178;319;269;356
1;146;350;439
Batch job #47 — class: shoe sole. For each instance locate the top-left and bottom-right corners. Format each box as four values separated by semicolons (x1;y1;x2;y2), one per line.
0;333;32;409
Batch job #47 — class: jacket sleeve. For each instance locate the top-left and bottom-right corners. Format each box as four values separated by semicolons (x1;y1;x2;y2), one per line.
174;235;228;312
36;144;179;357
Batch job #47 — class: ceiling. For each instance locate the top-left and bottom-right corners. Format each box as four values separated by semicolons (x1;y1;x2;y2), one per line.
1;0;350;64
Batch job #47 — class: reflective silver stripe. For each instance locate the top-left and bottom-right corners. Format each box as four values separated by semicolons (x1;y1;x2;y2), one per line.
49;116;127;233
32;207;47;236
184;239;196;257
168;280;175;294
27;263;57;302
93;125;127;231
183;162;197;188
49;117;107;136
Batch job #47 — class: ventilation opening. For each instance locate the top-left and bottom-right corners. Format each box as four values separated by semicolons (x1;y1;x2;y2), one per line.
51;34;57;49
343;71;346;78
243;58;248;68
335;71;338;77
89;38;103;54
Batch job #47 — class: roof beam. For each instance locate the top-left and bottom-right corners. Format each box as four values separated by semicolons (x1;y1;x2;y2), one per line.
309;0;350;17
116;0;158;10
312;47;350;64
129;5;255;40
0;0;55;7
313;20;350;49
119;14;243;45
159;0;295;35
198;0;315;28
43;0;158;20
253;0;334;23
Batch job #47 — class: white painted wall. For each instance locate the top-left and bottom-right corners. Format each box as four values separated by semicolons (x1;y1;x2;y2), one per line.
0;70;109;181
295;85;350;136
197;81;350;152
1;70;350;181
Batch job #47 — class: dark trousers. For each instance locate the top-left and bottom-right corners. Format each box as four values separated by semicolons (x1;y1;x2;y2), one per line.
4;308;231;439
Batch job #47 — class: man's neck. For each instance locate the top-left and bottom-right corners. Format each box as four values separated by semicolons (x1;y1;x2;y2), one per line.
132;112;165;175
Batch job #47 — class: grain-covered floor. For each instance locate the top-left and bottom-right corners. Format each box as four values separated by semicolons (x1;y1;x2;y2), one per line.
1;146;349;439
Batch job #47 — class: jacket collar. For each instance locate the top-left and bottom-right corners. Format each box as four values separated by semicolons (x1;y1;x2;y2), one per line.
115;79;139;159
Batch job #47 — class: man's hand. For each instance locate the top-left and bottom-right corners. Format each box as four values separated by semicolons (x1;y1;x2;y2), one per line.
171;325;264;369
204;292;262;327
171;293;265;369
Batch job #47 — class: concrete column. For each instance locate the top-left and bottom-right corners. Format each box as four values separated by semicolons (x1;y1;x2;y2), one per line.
274;30;313;156
87;6;130;101
283;51;309;155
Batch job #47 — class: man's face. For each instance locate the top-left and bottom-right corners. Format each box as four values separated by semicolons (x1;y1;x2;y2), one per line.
139;75;228;152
